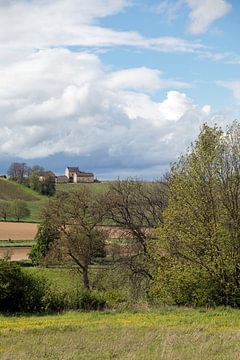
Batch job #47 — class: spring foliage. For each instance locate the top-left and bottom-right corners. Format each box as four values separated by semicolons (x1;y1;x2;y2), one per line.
152;122;240;307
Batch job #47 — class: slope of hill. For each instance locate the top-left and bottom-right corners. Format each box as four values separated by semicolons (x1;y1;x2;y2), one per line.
56;182;110;194
0;179;48;222
0;178;41;201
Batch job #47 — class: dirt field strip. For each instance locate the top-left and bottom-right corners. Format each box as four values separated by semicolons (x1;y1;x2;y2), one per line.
0;222;38;240
0;246;32;261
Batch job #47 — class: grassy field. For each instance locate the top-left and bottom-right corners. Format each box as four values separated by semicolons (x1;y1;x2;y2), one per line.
25;267;83;292
0;308;239;359
0;240;35;247
56;181;110;194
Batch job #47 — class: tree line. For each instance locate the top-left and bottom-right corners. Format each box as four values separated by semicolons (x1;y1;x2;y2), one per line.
30;121;240;307
0;200;30;222
7;163;55;196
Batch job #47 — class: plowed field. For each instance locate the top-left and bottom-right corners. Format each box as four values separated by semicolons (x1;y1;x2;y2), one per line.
0;246;31;261
0;222;38;240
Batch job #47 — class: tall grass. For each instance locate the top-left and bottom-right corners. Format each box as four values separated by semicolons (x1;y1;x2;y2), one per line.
0;308;239;359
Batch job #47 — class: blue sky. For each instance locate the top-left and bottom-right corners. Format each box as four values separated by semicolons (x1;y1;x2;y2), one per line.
0;0;239;179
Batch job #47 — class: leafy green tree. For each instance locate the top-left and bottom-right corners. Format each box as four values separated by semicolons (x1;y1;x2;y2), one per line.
152;122;240;307
11;200;30;222
28;168;55;196
40;171;56;196
0;200;12;221
30;217;60;265
28;171;42;193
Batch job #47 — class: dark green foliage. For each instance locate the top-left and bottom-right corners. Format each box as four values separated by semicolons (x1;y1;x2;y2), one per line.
76;291;106;310
30;220;60;264
0;260;46;313
0;260;107;313
28;170;56;196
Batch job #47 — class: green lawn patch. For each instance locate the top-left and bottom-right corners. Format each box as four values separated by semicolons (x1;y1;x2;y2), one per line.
0;240;36;247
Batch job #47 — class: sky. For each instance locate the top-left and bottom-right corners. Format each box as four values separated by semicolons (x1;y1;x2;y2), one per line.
0;0;239;179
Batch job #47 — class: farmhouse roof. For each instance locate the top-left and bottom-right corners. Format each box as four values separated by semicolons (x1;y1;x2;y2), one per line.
66;167;79;172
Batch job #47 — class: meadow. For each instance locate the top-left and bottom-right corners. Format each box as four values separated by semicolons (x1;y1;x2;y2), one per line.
0;308;239;359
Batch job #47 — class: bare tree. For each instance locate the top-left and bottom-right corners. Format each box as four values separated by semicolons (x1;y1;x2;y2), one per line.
7;163;28;183
42;189;107;290
0;200;12;221
11;200;30;222
105;179;168;281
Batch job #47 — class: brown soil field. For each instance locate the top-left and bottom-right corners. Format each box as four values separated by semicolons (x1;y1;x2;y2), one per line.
0;246;31;261
0;222;38;240
0;222;153;241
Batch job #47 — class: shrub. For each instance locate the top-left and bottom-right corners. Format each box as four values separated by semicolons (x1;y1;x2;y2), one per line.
43;289;67;313
0;260;46;312
77;291;106;311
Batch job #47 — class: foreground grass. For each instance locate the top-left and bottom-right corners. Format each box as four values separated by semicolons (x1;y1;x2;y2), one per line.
0;308;239;360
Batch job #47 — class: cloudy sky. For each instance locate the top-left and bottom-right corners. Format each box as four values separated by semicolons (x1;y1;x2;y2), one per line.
0;0;239;179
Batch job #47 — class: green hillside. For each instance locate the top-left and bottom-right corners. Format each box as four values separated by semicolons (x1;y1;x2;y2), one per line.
0;178;41;201
0;178;48;222
56;181;111;194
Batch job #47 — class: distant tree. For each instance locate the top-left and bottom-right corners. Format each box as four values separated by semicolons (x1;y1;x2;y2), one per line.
40;171;56;196
0;200;12;221
11;200;30;222
29;165;45;176
28;169;55;196
28;171;42;193
7;163;28;183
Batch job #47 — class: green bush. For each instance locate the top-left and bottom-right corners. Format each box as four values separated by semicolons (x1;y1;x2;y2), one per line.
150;259;240;308
77;291;106;311
43;289;67;313
0;260;46;313
0;260;107;313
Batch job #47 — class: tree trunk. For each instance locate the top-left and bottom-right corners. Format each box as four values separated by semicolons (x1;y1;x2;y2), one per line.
82;265;90;290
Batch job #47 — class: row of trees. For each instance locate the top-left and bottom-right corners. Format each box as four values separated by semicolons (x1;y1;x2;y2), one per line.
7;163;55;196
32;121;240;307
0;200;30;222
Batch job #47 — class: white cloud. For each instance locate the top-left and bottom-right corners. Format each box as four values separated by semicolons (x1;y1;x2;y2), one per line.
106;67;190;93
217;81;240;101
156;0;184;23
186;0;231;34
0;48;213;169
0;0;205;65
